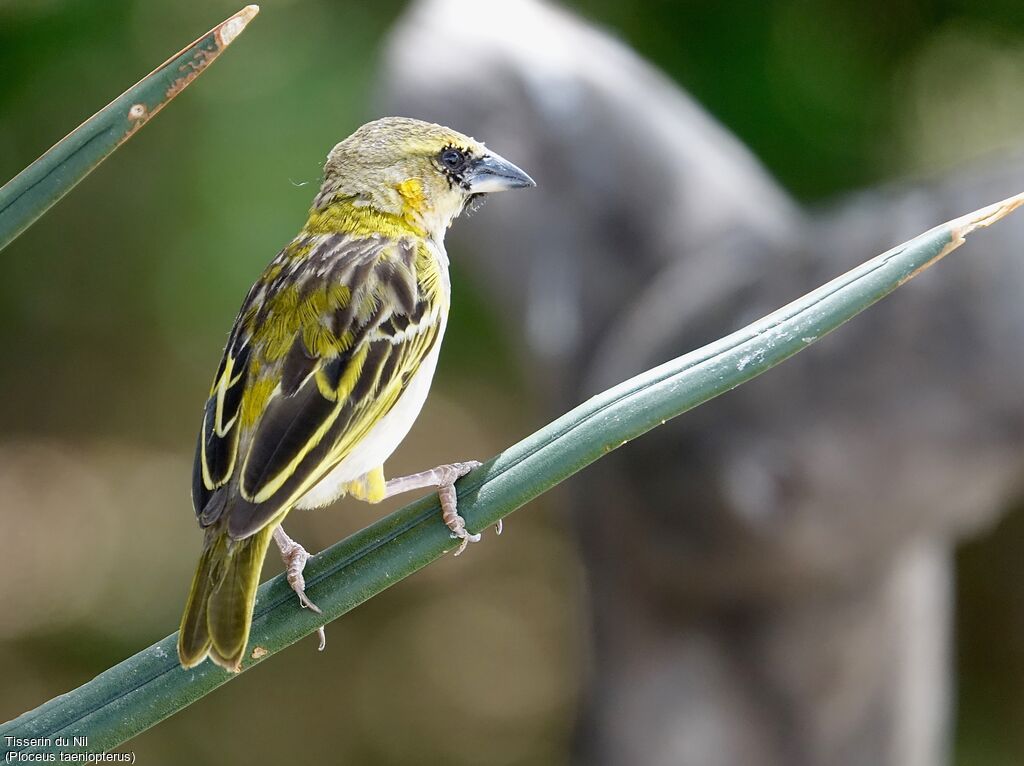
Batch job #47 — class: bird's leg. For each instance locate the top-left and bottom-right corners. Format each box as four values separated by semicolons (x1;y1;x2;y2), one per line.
272;525;326;651
383;460;494;556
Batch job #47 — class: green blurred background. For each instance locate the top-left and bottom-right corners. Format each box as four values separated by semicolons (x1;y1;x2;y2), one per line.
1;1;1023;763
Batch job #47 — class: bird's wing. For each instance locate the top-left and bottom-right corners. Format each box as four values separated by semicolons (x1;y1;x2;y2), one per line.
192;231;444;539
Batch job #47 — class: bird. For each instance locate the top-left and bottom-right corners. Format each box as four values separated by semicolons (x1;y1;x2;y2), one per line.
177;117;534;672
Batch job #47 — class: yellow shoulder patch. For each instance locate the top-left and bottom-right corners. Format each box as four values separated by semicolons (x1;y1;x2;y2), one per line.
397;178;426;215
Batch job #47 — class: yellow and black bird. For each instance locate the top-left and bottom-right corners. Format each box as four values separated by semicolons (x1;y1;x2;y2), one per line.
178;117;534;672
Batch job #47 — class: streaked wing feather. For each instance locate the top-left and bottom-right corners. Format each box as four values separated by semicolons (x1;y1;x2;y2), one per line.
192;232;441;540
192;337;250;519
229;316;438;538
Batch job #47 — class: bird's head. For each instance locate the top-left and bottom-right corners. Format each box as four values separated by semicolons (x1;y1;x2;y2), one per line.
320;117;534;237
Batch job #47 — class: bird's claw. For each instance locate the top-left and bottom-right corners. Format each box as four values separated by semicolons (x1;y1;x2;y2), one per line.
437;460;488;556
274;527;327;652
451;523;482;556
295;588;322;614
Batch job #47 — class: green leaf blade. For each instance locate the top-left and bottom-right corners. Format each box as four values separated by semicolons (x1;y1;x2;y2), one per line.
0;5;259;252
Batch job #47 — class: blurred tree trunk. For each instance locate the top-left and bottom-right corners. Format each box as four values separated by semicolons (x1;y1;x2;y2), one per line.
381;1;1024;763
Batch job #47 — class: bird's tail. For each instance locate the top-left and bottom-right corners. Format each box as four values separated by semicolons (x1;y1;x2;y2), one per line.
177;524;275;673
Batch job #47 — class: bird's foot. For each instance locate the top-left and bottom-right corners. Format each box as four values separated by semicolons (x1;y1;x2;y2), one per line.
383;459;502;554
272;525;326;651
436;461;483;556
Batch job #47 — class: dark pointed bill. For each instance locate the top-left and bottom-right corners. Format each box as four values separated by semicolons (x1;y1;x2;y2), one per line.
466;152;535;193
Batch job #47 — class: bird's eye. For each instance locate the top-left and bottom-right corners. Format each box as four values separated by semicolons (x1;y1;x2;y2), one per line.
439;147;467;171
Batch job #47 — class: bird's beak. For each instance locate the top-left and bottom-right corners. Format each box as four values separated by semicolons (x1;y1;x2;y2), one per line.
466;152;536;193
